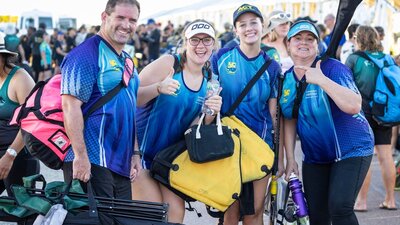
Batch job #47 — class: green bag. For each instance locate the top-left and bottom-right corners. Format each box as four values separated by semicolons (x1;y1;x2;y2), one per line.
12;174;90;215
0;197;36;218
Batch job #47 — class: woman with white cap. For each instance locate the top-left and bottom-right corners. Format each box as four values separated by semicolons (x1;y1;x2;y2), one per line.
132;19;222;223
264;10;293;73
0;33;39;196
212;4;283;225
280;20;373;225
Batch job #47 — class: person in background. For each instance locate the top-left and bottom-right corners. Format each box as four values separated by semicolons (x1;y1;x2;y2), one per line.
38;32;52;81
53;31;67;74
0;33;40;197
4;24;27;65
282;20;373;225
346;25;397;211
264;10;293;73
145;18;161;63
75;25;88;46
219;22;235;48
340;23;359;64
323;13;346;59
61;1;142;217
30;23;46;82
212;4;282;225
132;19;221;223
65;27;77;53
85;25;100;40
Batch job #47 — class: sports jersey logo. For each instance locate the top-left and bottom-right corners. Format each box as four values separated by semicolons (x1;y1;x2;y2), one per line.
282;89;290;103
109;59;121;71
226;62;237;74
284;89;290;97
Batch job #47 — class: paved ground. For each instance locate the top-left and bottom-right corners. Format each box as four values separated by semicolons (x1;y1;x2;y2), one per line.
1;141;399;224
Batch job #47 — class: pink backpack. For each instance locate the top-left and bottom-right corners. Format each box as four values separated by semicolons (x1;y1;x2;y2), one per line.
10;68;130;169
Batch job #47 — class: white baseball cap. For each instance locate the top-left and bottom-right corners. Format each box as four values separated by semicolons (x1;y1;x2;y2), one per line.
185;21;215;39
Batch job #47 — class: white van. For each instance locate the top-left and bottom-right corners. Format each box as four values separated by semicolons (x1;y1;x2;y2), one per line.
18;9;54;35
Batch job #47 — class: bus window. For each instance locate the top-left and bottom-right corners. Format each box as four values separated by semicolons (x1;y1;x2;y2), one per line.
26;17;34;29
39;17;53;29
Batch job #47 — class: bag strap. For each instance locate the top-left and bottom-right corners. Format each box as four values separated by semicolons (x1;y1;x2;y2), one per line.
195;113;223;139
226;59;273;116
291;58;319;119
83;59;133;120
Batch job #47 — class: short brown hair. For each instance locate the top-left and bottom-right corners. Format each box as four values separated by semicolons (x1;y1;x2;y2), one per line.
105;0;141;15
355;25;383;52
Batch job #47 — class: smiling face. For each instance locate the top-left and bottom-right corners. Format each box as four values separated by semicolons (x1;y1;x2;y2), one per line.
185;33;215;65
287;31;318;61
274;22;290;38
101;3;139;52
235;13;263;46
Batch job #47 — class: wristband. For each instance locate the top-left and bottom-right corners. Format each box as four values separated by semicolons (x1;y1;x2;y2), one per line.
6;148;17;158
133;150;142;157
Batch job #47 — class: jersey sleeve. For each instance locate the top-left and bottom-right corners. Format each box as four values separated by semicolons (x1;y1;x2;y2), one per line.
325;59;359;94
60;40;98;103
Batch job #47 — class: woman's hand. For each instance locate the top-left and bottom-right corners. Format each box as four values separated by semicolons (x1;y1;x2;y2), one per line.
295;60;326;86
130;155;142;181
157;68;180;96
0;154;15;180
204;87;223;115
285;159;299;181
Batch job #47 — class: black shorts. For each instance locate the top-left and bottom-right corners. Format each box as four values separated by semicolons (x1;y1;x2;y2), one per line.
40;64;52;72
367;116;392;145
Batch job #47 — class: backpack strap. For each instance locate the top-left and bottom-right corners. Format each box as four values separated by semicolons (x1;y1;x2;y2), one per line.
172;54;182;74
83;58;134;120
291;58;319;119
226;59;273;116
353;51;370;61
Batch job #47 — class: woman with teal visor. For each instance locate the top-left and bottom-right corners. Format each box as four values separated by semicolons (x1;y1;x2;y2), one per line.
280;20;374;225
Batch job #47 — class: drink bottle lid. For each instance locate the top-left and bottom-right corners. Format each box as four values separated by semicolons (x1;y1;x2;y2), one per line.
289;172;297;180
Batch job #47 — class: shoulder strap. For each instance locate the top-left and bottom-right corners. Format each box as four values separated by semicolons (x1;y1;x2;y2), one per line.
353;51;385;69
83;60;133;120
172;54;182;74
353;51;370;61
83;82;123;120
291;59;319;119
226;59;273;116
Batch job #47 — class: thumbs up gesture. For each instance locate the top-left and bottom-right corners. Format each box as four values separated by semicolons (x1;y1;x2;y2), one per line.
294;60;325;85
158;68;180;96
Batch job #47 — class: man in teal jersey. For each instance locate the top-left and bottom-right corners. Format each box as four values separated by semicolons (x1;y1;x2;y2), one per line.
61;0;142;202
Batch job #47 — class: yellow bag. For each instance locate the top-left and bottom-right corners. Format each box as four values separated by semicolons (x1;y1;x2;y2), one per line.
169;131;241;212
221;116;274;183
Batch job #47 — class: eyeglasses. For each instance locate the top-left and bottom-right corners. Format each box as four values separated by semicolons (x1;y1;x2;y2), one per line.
123;57;134;87
270;13;291;20
188;37;214;46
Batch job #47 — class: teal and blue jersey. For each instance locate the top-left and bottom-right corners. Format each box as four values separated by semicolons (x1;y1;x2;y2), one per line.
61;35;139;177
211;46;281;147
39;42;52;66
280;59;374;164
136;55;207;169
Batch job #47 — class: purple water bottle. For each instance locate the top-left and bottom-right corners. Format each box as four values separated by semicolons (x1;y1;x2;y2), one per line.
288;173;309;225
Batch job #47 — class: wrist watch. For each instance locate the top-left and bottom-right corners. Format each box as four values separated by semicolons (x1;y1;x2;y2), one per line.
6;148;17;158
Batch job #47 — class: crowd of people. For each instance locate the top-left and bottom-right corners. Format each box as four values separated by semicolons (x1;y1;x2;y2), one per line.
0;0;399;225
